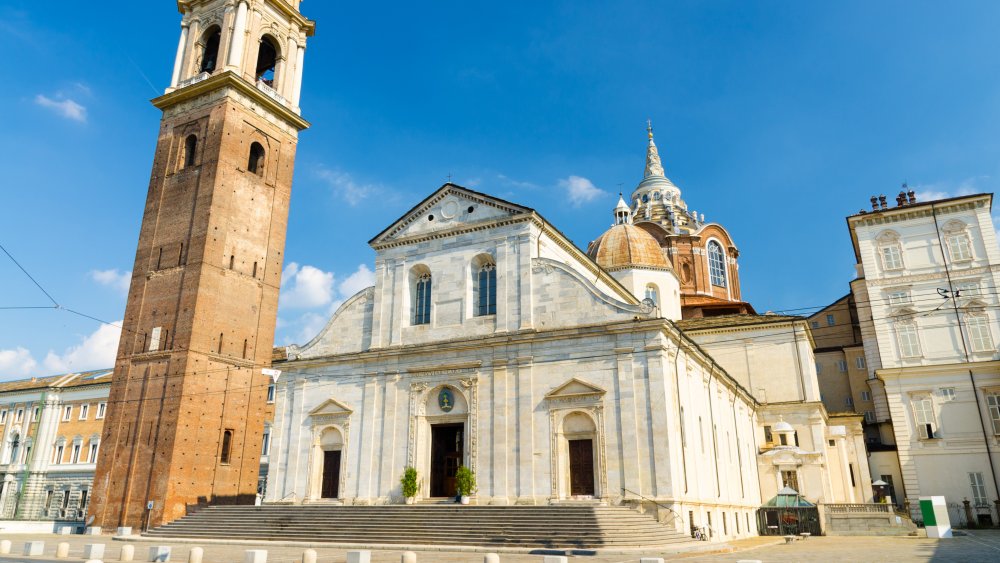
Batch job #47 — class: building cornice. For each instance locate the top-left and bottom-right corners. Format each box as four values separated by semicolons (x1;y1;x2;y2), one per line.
152;71;311;130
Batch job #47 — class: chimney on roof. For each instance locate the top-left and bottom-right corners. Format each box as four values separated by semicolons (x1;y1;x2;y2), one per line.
870;196;879;211
879;195;888;209
908;190;917;204
897;191;908;207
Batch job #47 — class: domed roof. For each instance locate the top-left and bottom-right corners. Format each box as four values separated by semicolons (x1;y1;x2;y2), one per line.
588;224;670;271
773;420;794;433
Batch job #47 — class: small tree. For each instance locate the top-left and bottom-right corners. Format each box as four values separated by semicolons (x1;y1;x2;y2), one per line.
400;466;419;499
455;465;477;497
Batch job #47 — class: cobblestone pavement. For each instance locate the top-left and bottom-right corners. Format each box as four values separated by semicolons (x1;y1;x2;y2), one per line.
1;532;999;562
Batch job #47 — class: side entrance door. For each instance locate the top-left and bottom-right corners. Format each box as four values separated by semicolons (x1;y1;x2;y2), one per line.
568;439;595;496
321;450;341;498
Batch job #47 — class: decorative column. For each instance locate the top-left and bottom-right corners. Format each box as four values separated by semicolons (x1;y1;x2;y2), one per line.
283;37;299;99
170;23;190;88
292;43;306;107
227;0;250;70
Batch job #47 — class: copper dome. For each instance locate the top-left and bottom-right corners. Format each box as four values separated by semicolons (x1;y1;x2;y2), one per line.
587;224;670;271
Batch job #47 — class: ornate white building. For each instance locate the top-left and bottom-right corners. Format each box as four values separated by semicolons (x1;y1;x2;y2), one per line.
265;133;874;541
850;191;1000;525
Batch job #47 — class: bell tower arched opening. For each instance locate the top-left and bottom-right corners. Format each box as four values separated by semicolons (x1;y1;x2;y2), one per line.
255;35;279;86
199;26;222;74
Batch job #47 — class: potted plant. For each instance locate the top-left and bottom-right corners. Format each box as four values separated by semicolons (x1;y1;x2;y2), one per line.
400;466;419;504
455;465;477;505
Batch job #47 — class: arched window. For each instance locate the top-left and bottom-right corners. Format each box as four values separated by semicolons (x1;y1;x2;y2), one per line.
413;271;432;325
220;429;233;464
475;260;497;317
8;433;20;465
248;142;265;176
199;26;221;74
183;135;197;168
708;241;727;287
255;35;279;86
644;284;659;306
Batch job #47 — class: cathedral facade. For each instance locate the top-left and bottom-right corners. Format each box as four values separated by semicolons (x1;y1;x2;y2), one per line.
266;133;872;540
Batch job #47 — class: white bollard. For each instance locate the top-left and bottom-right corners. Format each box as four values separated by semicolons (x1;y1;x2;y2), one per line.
542;557;567;563
347;550;371;563
245;549;268;563
56;542;71;558
120;544;135;561
84;544;107;559
85;526;102;535
485;554;500;563
301;549;317;563
23;541;45;556
117;527;133;536
188;547;204;563
401;552;417;563
0;539;9;554
640;559;665;563
149;545;172;562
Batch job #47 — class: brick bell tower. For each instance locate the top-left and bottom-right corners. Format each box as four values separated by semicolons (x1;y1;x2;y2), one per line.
90;0;314;530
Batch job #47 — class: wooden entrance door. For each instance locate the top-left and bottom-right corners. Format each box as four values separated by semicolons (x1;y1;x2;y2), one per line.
321;450;341;498
568;439;595;496
430;424;464;497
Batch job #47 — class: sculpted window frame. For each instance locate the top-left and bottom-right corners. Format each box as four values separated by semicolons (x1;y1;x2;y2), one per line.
472;254;497;317
411;265;432;326
875;230;904;272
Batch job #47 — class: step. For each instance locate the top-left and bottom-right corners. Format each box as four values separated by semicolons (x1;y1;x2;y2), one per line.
144;505;696;549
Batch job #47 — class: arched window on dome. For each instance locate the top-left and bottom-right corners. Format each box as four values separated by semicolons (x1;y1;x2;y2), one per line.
708;241;727;288
411;266;432;325
644;284;659;307
472;255;496;317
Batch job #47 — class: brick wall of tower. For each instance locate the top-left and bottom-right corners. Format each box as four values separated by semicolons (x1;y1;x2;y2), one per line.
90;81;300;530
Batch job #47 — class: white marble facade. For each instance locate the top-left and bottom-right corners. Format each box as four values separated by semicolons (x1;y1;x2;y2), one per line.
266;185;766;539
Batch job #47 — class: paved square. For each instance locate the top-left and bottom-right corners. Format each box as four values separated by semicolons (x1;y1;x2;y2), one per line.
0;532;999;562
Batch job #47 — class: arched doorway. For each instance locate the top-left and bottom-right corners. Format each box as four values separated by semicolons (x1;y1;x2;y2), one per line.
563;412;597;497
318;427;343;499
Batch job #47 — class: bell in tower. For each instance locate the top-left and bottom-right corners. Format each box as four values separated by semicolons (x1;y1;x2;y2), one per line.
88;0;315;530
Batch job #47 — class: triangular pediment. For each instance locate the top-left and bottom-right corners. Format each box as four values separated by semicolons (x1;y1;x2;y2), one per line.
308;398;353;417
369;184;534;246
545;377;606;399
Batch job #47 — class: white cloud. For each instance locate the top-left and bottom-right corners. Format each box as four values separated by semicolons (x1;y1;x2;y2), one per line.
42;322;121;374
0;347;38;380
316;168;382;206
277;262;377;345
91;268;131;295
559;175;606;207
912;176;989;203
280;262;335;309
338;264;375;298
35;94;87;122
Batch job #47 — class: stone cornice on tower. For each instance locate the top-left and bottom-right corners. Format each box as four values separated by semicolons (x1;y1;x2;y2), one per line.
153;70;311;130
177;0;317;34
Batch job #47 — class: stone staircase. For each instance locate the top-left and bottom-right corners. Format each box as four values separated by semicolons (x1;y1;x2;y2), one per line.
144;505;695;549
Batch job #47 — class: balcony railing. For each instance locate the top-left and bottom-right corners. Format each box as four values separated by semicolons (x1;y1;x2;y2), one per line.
177;71;211;89
256;79;288;106
826;503;892;514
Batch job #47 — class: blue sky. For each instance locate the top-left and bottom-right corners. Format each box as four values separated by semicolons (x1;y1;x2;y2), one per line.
2;1;1000;380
